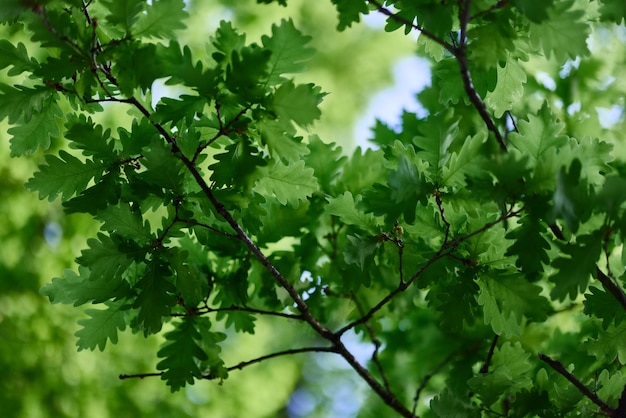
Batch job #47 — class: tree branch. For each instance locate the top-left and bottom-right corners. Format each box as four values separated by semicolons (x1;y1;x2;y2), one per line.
367;0;456;54
120;346;339;381
337;207;520;337
351;293;392;393
203;346;339;379
455;0;507;152
538;353;614;415
479;334;499;374
171;304;305;321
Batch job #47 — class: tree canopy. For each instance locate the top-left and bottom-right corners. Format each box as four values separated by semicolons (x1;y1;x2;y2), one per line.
2;0;626;417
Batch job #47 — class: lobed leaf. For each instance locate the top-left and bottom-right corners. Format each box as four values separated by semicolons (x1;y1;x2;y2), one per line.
253;160;318;207
26;151;108;201
76;301;128;351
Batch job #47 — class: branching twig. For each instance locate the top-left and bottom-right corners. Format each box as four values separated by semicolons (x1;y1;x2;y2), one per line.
203;346;340;379
479;335;499;374
368;0;455;54
538;353;614;416
338;208;521;337
412;350;457;415
434;188;451;244
470;0;509;20
351;293;392;393
170;304;305;321
455;0;507;152
120;346;339;381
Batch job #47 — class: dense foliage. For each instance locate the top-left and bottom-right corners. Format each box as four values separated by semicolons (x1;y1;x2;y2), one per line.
2;0;626;416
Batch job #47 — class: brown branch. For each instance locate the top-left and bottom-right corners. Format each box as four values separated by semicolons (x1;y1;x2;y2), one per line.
538;353;614;416
455;0;507;152
550;223;626;313
434;188;451;244
351;293;392;393
479;335;499;374
120;346;339;381
337;208;520;337
367;0;455;54
203;346;340;379
171;304;305;321
596;267;626;313
470;0;509;20
42;10;418;416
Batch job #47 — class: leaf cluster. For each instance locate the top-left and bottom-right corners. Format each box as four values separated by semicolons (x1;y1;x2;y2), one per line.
4;1;626;417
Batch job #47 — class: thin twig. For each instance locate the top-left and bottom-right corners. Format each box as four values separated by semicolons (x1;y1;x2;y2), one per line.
204;346;340;378
170;304;305;321
120;346;339;381
351;293;392;393
470;0;510;20
337;208;521;337
479;335;499;374
368;0;455;54
434;188;451;244
455;0;507;152
538;353;614;415
412;350;457;415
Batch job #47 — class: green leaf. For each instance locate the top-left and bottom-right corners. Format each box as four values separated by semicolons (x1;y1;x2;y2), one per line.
26;151;108;201
209;137;266;188
598;0;626;23
553;159;591;233
505;217;551;280
76;300;128;351
339;147;386;193
485;58;527;118
304;136;345;191
468;342;534;405
596;176;626;218
330;0;368;30
40;266;131;306
0;40;37;75
325;192;382;233
386;153;431;223
0;0;29;22
157;317;209;391
477;271;551;337
253;160;318;206
65;114;117;159
96;204;153;245
133;260;177;336
270;81;323;127
132;0;188;39
256;117;309;163
0;85;54;124
549;233;602;301
77;233;135;283
412;115;459;183
211;20;246;65
508;103;569;163
344;234;379;272
529;0;590;62
442;132;486;188
261;18;315;85
8;99;62;156
431;389;479;418
587;322;626;365
225;44;271;102
512;0;554;22
584;286;626;330
102;0;144;32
